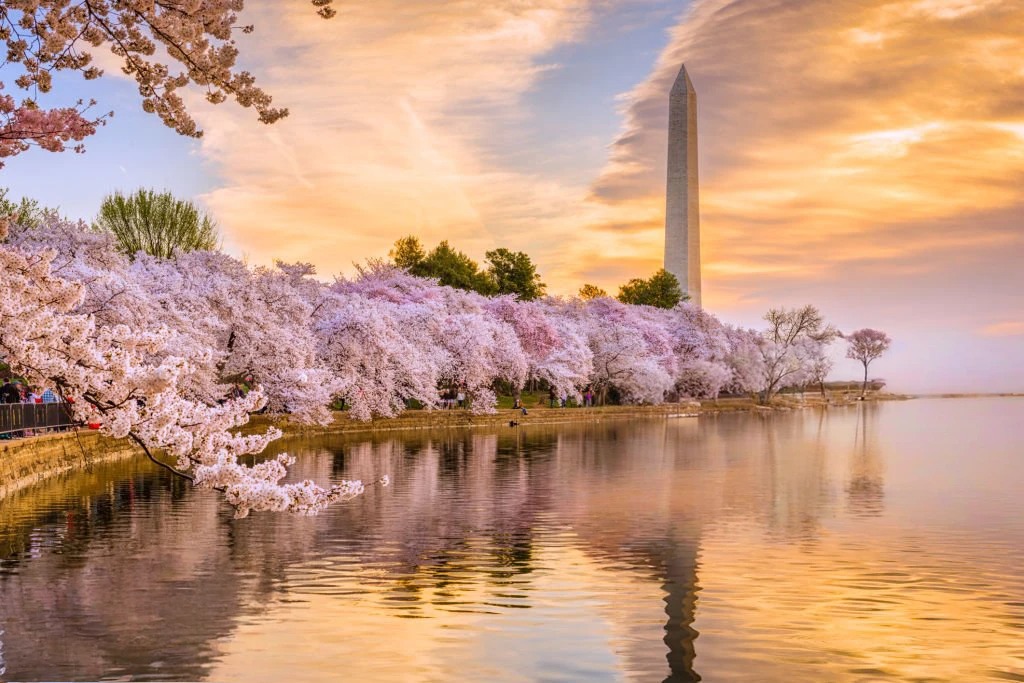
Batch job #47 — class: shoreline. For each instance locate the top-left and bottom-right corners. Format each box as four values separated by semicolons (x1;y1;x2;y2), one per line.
0;392;906;499
248;392;910;436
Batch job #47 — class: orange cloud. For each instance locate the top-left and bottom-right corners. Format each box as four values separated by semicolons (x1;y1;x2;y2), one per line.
979;321;1024;337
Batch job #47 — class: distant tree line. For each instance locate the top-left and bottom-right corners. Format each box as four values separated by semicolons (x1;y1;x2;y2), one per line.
389;236;547;300
391;235;688;308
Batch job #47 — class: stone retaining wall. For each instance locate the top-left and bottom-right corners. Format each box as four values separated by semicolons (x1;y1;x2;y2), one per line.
0;430;139;499
248;403;699;436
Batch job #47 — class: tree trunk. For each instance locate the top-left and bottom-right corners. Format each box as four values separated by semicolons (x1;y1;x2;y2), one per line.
861;361;869;399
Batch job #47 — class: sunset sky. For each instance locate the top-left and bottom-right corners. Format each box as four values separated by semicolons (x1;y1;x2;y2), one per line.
5;0;1023;393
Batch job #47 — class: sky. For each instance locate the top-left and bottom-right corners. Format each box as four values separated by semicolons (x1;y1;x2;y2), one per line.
3;0;1023;393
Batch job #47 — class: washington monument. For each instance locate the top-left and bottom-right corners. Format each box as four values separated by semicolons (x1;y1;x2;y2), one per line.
664;63;701;307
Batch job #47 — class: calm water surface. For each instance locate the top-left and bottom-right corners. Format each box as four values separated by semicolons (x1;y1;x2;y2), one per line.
1;398;1022;681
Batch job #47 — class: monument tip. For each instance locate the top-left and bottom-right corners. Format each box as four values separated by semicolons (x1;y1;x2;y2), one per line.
671;63;694;94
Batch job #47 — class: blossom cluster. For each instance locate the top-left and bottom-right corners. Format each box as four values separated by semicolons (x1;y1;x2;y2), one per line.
0;0;336;166
0;215;838;515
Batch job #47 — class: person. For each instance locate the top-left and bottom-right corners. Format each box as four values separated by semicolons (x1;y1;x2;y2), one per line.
456;387;466;409
36;386;59;433
21;385;40;436
0;379;20;404
549;386;557;408
584;387;594;408
0;379;21;440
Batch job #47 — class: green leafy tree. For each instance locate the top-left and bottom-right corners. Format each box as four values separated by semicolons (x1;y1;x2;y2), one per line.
96;188;219;259
420;241;493;294
617;269;685;309
390;235;427;272
0;188;47;231
485;248;546;300
578;283;608;300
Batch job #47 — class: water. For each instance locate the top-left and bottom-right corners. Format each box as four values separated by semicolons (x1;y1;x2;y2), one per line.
1;398;1022;682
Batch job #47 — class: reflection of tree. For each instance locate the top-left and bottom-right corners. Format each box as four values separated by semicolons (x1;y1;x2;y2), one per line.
759;411;831;540
847;403;885;517
0;464;246;680
0;413;862;681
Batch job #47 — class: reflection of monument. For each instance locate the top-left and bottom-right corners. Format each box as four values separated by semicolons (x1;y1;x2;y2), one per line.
665;64;702;307
660;532;702;682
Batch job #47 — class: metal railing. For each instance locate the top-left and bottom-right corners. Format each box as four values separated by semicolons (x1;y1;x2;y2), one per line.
0;402;80;436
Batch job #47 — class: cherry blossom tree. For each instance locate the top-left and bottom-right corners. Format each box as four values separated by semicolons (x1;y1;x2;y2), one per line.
10;215;337;423
754;305;836;403
799;336;834;399
576;298;675;405
332;263;528;415
844;328;892;398
0;86;103;166
667;304;732;399
0;218;378;518
0;0;336;165
722;325;764;396
315;291;444;420
485;296;591;402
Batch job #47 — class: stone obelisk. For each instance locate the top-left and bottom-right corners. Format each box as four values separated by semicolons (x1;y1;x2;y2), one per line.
664;64;701;307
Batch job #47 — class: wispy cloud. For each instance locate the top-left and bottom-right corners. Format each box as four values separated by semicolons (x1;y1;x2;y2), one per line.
190;0;596;274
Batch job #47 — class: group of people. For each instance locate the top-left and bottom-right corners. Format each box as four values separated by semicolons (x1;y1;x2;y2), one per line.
439;386;467;409
547;387;596;408
0;378;67;439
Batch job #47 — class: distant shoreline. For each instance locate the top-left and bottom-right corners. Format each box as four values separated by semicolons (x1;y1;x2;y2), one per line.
909;392;1024;399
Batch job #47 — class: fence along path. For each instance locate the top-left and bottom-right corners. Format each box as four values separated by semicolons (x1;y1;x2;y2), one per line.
0;403;79;436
